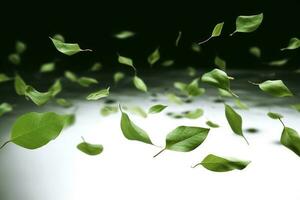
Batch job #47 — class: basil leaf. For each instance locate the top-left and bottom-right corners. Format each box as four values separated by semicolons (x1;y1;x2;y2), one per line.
249;46;261;58
281;37;300;51
8;53;21;65
24;86;53;106
14;74;27;95
40;62;56;73
187;67;197;77
206;121;220;128
0;103;13;117
50;37;92;56
55;98;73;108
281;127;300;157
113;72;125;84
161;60;174;67
267;59;288;67
182;108;204;119
0;73;12;83
133;76;147;92
49;79;62;97
214;56;226;70
16;41;27;54
253;80;293;97
199;22;224;44
148;104;167;114
114;31;135;39
100;105;118;116
77;77;98;87
225;104;248;144
193;154;250;172
267;112;283;120
147;48;160;66
64;70;78;82
52;34;65;42
231;13;263;36
166;93;183;105
129;106;148;118
234;99;249;110
118;55;134;67
77;138;103;156
86;87;110;101
90;62;102;71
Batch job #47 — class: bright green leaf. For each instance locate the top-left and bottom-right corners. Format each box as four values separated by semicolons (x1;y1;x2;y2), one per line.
133;76;147;92
148;104;167;114
281;37;300;51
281;127;300;157
129;106;148;118
50;37;92;56
64;70;78;82
55;98;73;108
255;80;293;97
211;22;224;37
147;48;160;66
206;121;220;128
182;108;204;119
77;77;98;87
231;13;263;35
86;87;110;100
114;31;135;39
0;103;13;117
77;139;103;156
40;62;56;73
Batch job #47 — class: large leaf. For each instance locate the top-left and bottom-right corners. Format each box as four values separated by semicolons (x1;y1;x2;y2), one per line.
231;13;263;35
225;104;248;144
50;37;92;56
154;126;210;157
253;80;293;97
281;127;300;157
193;154;251;172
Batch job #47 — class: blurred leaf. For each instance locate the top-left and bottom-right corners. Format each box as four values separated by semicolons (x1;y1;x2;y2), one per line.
90;62;102;71
52;34;65;42
55;98;73;108
281;37;300;51
191;43;202;53
40;62;55;73
281;127;300;157
64;70;78;82
0;73;12;83
166;93;183;105
267;112;283;120
114;31;135;39
113;72;125;84
214;56;226;70
182;108;204;119
161;60;175;67
49;79;62;97
118;55;134;67
86;87;110;100
100;105;118;116
15;41;27;54
291;103;300;112
187;67;197;77
175;31;182;47
133;76;147;92
206;120;220;128
0;103;13;117
129;106;148;118
147;48;160;66
8;53;21;65
77;77;98;87
148;104;167;114
267;59;289;67
234;99;249;110
249;46;261;58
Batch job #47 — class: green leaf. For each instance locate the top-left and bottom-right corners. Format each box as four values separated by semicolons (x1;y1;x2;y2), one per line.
77;77;98;87
201;68;236;97
206;121;220;128
49;79;62;97
55;98;73;108
86;87;110;100
154;126;210;157
267;59;288;67
16;41;27;54
129;106;148;118
166;93;183;105
281;37;300;51
113;72;125;84
281;127;300;157
191;43;202;53
161;60;175;67
118;55;134;67
100;105;118;116
64;70;78;82
120;108;152;144
211;22;224;37
290;103;300;112
186;78;205;97
218;88;234;97
231;13;263;35
40;62;56;73
182;108;204;119
63;114;76;128
114;31;135;39
8;53;21;65
193;154;250;172
50;37;92;56
249;46;261;58
0;103;13;117
267;112;283;120
175;31;182;47
148;104;167;114
90;62;102;71
147;48;160;66
187;67;197;77
24;86;53;106
133;76;147;92
234;99;249;110
214;56;226;70
255;80;293;97
225;104;248;144
0;73;12;83
9;112;66;149
52;34;65;42
14;74;27;95
174;82;187;92
77;139;103;156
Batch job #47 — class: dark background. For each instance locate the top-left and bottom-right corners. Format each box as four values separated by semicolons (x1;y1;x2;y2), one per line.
0;0;300;73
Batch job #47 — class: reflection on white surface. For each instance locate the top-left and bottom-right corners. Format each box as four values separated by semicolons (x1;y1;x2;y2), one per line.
0;70;299;200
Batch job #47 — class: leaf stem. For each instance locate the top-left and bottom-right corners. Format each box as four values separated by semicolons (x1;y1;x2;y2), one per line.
81;49;93;52
229;31;236;36
198;37;212;45
279;118;285;127
153;148;166;158
191;162;201;168
242;135;250;145
0;141;10;150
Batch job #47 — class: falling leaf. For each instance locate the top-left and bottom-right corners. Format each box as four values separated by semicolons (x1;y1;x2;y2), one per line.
8;53;21;65
267;112;283;120
133;76;147;92
147;48;160;66
225;104;249;144
77;77;98;87
206;121;220;128
64;70;78;82
234;99;249;110
267;59;288;67
230;13;263;36
252;80;293;97
175;31;182;47
63;114;76;128
218;88;234;97
40;62;56;73
148;104;167;114
281;37;300;51
0;103;13;117
182;108;204;119
118;55;134;67
187;67;197;77
153;126;210;157
114;31;135;39
86;87;110;100
192;154;250;172
77;138;103;156
0;73;12;83
161;60;174;67
281;127;300;157
1;112;66;149
191;43;202;53
15;41;27;54
120;107;153;144
14;74;27;95
55;98;73;108
214;56;226;70
113;72;125;84
52;34;65;42
249;46;261;58
166;93;183;105
290;103;300;112
100;105;118;116
129;106;148;118
50;37;92;56
48;79;62;97
199;22;224;44
90;62;102;71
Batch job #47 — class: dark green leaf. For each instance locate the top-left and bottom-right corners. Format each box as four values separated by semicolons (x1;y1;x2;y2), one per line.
214;56;226;70
206;121;220;128
267;112;283;120
77;139;103;156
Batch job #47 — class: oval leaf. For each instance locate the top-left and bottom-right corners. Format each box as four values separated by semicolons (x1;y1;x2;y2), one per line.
50;37;92;56
86;87;110;101
281;127;300;157
281;37;300;51
148;104;167;114
231;13;263;35
255;80;293;97
133;76;147;92
147;48;160;66
77;140;103;156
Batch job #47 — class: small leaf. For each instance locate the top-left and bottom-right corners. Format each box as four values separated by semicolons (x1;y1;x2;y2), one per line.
267;112;283;120
86;87;110;100
40;62;56;73
14;74;27;95
191;43;202;53
193;154;250;172
231;13;263;35
118;55;134;67
161;60;174;67
129;106;148;118
206;121;220;128
77;77;98;87
147;48;160;66
148;104;167;114
90;62;102;71
55;98;73;108
8;53;21;65
249;46;261;58
186;78;205;97
77;139;103;156
63;114;76;127
113;72;125;84
15;41;27;54
234;99;249;110
0;73;12;83
120;108;153;144
154;126;210;157
114;31;135;39
9;112;66;149
64;70;78;82
225;104;248;144
0;103;13;117
166;93;183;105
290;103;300;112
100;105;118;116
201;68;236;97
182;108;204;119
218;88;233;97
187;67;197;77
254;80;293;97
49;79;62;97
281;37;300;51
281;127;300;157
50;37;92;56
267;59;288;67
211;22;224;37
214;56;226;70
133;76;147;92
175;31;182;47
